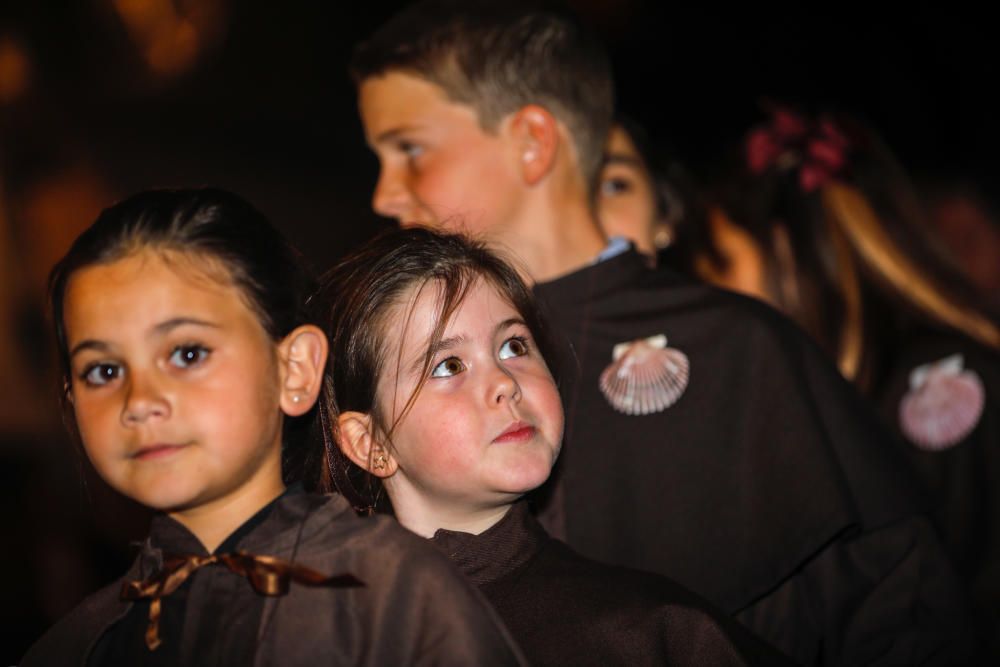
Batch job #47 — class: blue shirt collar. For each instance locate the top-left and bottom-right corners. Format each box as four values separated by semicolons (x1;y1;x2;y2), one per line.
594;236;632;263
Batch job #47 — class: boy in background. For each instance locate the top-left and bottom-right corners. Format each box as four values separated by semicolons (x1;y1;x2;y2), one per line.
350;2;975;663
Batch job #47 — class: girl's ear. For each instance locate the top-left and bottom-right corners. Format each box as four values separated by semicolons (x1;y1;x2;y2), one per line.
508;104;560;186
277;324;328;417
337;412;398;478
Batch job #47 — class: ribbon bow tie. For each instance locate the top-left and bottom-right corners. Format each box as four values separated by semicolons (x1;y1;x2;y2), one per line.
121;551;364;650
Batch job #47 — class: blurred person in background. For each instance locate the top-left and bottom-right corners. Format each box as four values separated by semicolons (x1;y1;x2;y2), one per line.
922;179;1000;316
598;107;1000;659
596;116;712;268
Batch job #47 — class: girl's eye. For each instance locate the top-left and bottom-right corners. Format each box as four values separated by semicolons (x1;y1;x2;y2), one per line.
81;363;123;387
431;356;466;378
499;336;530;360
169;345;211;369
600;176;632;197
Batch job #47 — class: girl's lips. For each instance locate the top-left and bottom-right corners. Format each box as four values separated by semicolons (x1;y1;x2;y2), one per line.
493;422;536;444
131;443;188;461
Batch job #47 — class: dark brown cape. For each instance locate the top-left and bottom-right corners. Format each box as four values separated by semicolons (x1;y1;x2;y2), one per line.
22;492;526;666
533;249;977;665
433;501;796;666
873;326;1000;660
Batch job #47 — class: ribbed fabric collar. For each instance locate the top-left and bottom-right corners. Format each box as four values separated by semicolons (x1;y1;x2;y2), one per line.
430;502;547;586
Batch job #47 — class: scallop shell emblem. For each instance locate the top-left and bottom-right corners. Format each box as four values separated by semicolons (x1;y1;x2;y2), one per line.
898;354;985;451
599;334;690;415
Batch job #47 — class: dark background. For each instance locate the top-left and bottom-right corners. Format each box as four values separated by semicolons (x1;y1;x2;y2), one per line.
1;1;995;661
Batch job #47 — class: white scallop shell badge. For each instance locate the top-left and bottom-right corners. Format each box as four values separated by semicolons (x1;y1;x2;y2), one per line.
599;334;690;415
899;354;985;451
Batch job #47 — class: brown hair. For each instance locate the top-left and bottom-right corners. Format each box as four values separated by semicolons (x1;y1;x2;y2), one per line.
351;0;614;188
705;109;1000;388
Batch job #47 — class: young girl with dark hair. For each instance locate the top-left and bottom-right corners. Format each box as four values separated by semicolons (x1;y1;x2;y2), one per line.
22;188;524;666
597;116;714;269
318;226;794;666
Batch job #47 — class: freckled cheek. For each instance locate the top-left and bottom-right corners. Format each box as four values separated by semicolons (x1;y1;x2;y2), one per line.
543;392;566;445
527;376;565;444
407;411;479;476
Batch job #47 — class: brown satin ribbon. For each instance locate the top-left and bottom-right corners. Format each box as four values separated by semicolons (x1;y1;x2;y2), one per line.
121;551;363;651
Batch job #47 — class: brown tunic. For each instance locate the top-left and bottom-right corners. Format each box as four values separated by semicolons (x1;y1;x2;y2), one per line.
432;501;796;666
873;326;1000;660
532;248;977;664
22;490;526;666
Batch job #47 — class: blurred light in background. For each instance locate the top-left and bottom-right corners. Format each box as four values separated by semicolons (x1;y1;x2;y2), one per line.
0;34;31;104
20;163;116;300
110;0;228;77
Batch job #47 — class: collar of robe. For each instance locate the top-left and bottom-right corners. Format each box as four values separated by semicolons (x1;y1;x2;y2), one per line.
432;501;544;586
121;551;364;650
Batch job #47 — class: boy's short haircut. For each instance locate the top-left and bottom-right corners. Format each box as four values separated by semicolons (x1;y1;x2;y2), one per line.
351;0;615;187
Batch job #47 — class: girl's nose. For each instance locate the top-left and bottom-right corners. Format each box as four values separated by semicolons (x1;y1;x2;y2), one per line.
120;375;170;426
491;366;522;406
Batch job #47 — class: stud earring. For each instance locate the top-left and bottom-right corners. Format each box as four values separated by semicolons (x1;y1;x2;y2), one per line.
291;394;301;404
653;224;674;250
373;454;387;470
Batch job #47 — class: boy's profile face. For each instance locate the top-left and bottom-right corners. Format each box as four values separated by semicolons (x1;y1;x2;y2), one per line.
359;71;524;237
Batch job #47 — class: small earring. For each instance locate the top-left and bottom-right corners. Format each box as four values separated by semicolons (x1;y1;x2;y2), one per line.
653;224;674;250
522;150;537;163
291;394;301;404
373;454;387;470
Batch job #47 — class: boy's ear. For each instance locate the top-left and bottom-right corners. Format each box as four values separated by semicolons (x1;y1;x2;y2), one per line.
337;411;398;479
509;104;559;185
277;324;328;417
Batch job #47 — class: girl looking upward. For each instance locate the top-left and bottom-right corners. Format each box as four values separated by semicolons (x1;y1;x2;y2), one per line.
319;227;793;666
